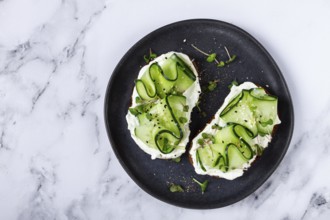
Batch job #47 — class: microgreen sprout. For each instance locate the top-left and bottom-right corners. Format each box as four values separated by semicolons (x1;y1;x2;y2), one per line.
224;46;236;64
206;53;217;62
179;117;188;124
183;105;189;112
207;80;219;92
144;48;157;63
169;183;184;192
191;44;237;68
193;178;209;194
260;119;273;127
172;157;181;163
228;80;239;89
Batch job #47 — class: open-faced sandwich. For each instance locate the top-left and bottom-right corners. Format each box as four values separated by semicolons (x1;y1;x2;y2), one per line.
189;82;280;179
126;52;201;159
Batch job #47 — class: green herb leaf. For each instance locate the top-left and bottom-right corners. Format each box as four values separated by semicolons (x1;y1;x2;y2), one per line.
135;105;145;113
201;133;215;144
191;44;238;68
211;123;222;130
179;117;188;124
202;133;209;139
193;178;209;194
197;139;204;145
207;80;218;91
149;53;157;59
143;55;150;63
260;119;273;127
228;80;239;89
183;105;189;112
202;133;215;144
206;53;217;62
129;108;139;116
217;61;225;67
144;49;157;63
135;96;142;103
172;157;181;163
169;183;184;192
226;55;237;64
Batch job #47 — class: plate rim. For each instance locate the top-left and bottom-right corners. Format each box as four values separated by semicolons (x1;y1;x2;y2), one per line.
104;18;294;209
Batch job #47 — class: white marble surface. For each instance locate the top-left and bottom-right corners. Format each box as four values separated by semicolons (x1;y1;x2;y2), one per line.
1;0;330;219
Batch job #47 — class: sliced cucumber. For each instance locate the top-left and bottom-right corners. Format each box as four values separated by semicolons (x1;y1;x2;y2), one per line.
193;84;279;175
134;94;189;154
196;149;207;171
169;53;196;81
250;89;278;135
197;124;253;172
226;143;249;170
136;80;156;101
232;124;254;159
220;92;243;116
196;146;214;171
149;62;175;98
220;90;258;136
135;53;196;100
130;52;199;156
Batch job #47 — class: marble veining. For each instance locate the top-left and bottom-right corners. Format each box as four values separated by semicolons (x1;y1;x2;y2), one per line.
1;0;330;219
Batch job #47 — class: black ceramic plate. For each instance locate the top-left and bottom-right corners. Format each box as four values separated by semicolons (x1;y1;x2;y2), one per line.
104;19;294;209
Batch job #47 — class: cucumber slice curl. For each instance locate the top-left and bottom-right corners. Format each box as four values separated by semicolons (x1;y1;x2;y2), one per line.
129;53;198;155
195;85;279;174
